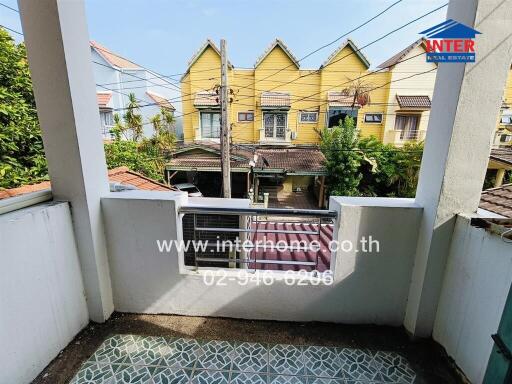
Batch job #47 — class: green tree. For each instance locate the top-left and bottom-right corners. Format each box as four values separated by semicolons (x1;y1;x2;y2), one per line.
0;28;48;188
319;116;362;196
123;93;143;141
357;138;424;197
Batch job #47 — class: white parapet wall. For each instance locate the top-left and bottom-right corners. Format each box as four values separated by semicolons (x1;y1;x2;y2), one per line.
433;215;512;384
102;192;422;325
0;202;89;384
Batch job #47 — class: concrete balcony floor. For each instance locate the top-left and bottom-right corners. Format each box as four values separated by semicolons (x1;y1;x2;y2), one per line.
33;313;462;384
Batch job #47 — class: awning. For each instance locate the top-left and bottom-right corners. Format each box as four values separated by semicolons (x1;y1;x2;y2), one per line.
97;92;112;109
396;95;431;110
327;91;360;108
260;92;291;109
194;91;219;108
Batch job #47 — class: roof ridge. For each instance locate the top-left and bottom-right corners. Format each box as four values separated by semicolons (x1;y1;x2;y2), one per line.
254;38;300;69
90;41;142;70
321;38;370;69
376;38;427;69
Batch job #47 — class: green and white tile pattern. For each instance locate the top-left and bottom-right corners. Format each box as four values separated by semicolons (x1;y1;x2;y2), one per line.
70;334;417;383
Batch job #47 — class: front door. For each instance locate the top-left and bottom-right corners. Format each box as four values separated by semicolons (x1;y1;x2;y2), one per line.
484;282;512;383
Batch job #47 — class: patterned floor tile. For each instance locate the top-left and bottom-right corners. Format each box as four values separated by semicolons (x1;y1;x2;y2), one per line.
303;346;342;378
196;340;234;370
190;369;230;384
151;367;193;384
230;372;267;384
372;351;416;384
337;348;377;381
306;378;346;384
268;374;308;384
161;337;201;369
113;365;154;383
231;342;268;373
125;345;168;367
69;362;114;384
269;344;305;376
71;334;421;384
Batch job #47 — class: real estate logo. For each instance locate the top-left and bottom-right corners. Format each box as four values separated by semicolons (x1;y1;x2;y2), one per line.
420;19;481;63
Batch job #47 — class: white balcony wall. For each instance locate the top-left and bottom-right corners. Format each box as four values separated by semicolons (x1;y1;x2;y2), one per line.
433;215;512;384
101;192;422;325
0;202;88;384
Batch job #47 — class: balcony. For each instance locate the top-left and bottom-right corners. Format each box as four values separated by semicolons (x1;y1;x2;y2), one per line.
3;1;512;384
384;130;427;146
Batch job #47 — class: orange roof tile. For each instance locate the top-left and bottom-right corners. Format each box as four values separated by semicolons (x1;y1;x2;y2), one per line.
146;91;175;110
90;41;142;70
97;92;113;108
0;167;175;200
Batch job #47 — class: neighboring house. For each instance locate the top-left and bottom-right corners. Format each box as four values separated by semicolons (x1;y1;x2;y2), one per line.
181;38;391;145
479;183;512;218
165;142;327;207
0;167;175;200
378;38;436;146
489;148;512;187
181;38;512;147
90;41;180;140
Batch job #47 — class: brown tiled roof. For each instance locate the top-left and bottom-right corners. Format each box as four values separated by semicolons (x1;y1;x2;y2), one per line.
255;148;326;174
194;91;219;107
90;41;142;70
146;91;175;110
255;39;300;68
396;95;431;109
490;148;512;166
261;92;291;108
0;167;174;200
0;181;51;200
97;92;112;108
107;167;175;191
377;38;427;69
480;184;512;218
327;91;360;108
168;142;253;170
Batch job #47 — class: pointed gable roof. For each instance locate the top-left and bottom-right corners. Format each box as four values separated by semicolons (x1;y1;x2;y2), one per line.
90;41;142;70
183;39;233;78
377;38;427;69
254;39;300;69
321;39;370;69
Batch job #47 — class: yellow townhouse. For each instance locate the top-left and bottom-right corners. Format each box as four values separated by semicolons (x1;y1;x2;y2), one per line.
171;38;512;200
180;38;391;146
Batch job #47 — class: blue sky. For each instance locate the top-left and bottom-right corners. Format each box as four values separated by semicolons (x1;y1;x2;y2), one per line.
1;0;447;75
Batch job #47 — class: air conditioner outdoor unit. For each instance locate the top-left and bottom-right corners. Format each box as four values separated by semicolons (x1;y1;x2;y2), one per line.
291;131;298;140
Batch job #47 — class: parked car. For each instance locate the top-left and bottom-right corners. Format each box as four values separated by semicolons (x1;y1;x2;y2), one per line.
174;183;203;197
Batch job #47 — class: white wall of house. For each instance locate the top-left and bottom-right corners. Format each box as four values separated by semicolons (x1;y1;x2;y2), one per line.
101;192;422;325
91;48;183;138
0;202;89;384
383;44;437;143
433;215;512;384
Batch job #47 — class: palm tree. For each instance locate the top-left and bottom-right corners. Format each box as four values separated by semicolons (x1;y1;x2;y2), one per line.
123;93;143;141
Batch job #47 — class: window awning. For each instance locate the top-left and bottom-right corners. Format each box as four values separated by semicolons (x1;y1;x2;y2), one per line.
327;91;360;108
396;95;431;110
194;91;219;108
260;92;291;109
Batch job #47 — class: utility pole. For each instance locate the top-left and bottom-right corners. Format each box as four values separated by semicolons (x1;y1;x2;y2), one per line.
220;38;231;198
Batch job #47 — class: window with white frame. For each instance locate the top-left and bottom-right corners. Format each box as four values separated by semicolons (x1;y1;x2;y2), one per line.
238;112;254;122
201;111;221;139
299;111;318;123
100;110;114;139
394;114;420;140
264;113;287;139
501;110;512;125
364;113;383;124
